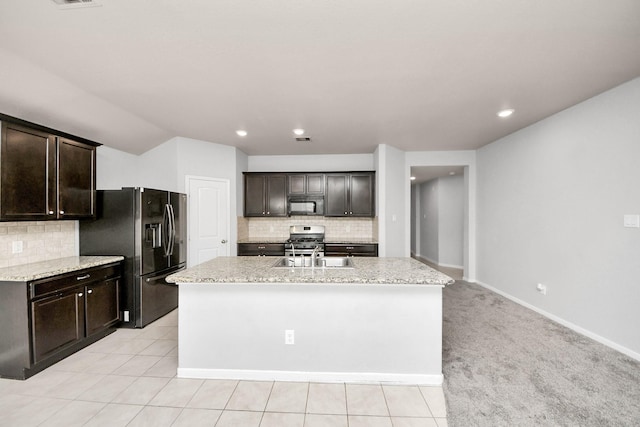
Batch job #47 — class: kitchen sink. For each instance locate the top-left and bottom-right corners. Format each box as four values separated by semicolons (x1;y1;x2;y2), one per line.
272;257;354;269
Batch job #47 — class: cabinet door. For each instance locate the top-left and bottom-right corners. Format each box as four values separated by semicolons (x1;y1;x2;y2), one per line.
31;289;85;364
287;174;324;195
244;174;266;216
266;174;287;216
0;123;56;220
287;174;306;195
349;173;375;217
306;174;325;195
85;278;120;336
57;137;96;219
325;174;349;216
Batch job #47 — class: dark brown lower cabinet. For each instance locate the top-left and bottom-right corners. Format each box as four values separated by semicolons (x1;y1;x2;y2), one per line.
0;261;121;380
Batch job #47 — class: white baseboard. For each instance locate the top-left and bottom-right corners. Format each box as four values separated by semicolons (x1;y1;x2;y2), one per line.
476;280;640;362
438;261;464;270
414;254;463;271
177;368;443;385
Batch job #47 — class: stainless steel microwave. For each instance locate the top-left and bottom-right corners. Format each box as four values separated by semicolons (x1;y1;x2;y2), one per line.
288;196;324;216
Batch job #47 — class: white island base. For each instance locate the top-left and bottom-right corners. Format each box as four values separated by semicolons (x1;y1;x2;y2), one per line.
177;282;444;385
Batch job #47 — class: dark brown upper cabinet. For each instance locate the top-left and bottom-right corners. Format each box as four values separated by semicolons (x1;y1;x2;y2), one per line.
325;172;375;217
0;117;98;221
287;173;325;195
244;173;287;217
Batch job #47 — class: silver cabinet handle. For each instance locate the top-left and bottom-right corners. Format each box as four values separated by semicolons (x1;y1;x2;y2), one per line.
77;274;90;280
48;210;54;215
59;210;65;214
78;292;83;297
221;240;228;244
87;289;93;294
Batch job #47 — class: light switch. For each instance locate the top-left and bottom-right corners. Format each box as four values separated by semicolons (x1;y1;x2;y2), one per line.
623;214;640;228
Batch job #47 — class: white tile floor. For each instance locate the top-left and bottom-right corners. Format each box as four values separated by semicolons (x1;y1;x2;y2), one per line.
0;310;448;426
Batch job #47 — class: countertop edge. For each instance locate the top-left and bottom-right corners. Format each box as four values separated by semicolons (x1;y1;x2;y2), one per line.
0;256;125;282
166;257;454;287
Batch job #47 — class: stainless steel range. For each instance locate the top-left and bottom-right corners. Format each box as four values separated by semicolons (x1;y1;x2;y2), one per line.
285;225;325;257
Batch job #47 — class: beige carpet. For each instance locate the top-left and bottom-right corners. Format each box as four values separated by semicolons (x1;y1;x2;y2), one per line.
441;280;640;426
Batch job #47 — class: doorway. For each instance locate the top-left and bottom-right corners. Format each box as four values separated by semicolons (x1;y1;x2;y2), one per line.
186;176;230;267
408;163;471;281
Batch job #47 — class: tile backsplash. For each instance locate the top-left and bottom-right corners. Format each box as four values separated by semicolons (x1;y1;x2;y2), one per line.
238;216;377;242
0;221;76;268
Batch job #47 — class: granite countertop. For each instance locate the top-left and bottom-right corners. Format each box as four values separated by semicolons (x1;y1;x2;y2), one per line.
0;256;124;282
167;256;453;286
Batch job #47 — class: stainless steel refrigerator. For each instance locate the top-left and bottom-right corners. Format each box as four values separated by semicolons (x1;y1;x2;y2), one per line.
79;187;186;328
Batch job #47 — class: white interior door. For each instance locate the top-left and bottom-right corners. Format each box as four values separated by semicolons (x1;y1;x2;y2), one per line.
186;176;230;267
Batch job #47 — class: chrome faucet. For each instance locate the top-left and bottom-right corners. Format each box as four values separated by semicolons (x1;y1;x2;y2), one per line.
289;243;296;267
311;245;321;269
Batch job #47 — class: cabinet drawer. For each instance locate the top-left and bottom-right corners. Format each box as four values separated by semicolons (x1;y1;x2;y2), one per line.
238;243;285;256
30;264;120;299
325;244;378;257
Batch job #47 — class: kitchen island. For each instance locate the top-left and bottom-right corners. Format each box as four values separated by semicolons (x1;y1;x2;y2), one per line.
167;256;454;385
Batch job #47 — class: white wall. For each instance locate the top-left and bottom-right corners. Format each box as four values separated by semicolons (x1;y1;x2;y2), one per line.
179;283;444;384
410;185;418;254
248;153;374;171
137;137;180;191
175;137;239;193
476;77;640;359
414;175;464;268
419;180;440;263
376;144;407;257
438;175;464;268
96;146;139;190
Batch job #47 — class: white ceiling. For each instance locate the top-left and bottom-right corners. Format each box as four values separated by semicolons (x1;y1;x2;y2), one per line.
0;0;639;156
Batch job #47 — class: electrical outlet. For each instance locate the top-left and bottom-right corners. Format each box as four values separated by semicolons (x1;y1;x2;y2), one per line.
285;329;295;345
12;241;23;254
536;283;547;295
623;214;640;228
123;311;130;322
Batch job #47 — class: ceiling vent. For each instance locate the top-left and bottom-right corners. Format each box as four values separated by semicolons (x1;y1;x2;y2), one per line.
295;137;312;142
52;0;102;9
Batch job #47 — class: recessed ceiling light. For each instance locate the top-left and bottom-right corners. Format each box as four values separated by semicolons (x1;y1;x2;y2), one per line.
449;172;456;176
293;129;305;136
410;176;416;181
497;109;515;118
236;130;247;137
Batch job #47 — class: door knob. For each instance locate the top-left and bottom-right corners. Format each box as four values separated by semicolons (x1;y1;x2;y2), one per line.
221;239;227;244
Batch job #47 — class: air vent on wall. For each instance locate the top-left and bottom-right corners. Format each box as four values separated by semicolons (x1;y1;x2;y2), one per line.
295;137;312;142
52;0;102;9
